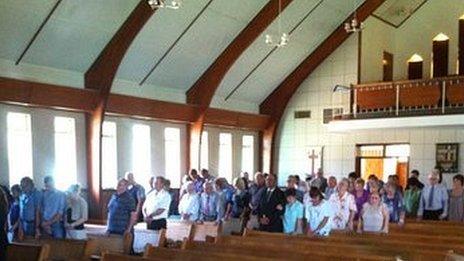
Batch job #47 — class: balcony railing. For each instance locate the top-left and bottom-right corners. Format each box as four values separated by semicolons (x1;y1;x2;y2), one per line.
331;76;464;121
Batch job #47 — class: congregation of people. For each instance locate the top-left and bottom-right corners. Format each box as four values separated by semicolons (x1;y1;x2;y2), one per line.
1;166;464;259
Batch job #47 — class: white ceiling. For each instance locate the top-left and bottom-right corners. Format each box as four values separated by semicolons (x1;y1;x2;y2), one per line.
0;0;366;105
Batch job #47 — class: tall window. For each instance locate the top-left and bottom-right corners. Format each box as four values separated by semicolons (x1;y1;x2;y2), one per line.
164;127;181;188
54;117;77;190
459;17;464;75
102;121;117;189
7;112;33;186
132;124;151;190
407;54;423;80
241;135;254;175
219;133;232;182
432;33;449;78
200;131;208;170
383;51;393;82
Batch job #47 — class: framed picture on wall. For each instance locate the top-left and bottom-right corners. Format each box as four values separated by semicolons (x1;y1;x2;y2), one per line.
436;143;459;173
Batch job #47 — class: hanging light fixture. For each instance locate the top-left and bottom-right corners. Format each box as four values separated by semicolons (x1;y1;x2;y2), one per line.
345;2;364;33
265;0;289;48
147;0;181;10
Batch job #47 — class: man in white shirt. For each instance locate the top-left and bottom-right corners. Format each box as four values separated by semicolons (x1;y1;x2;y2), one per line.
142;176;171;230
178;182;200;221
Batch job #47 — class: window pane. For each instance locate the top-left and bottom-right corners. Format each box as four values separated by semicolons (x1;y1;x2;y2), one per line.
200;131;208;170
54;117;77;190
132;124;151;191
385;144;410;157
7;112;33;186
164;128;181;188
241;135;254;174
102;121;117;189
219;133;232;183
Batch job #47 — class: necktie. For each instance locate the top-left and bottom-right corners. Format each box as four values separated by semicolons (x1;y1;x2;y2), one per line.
266;190;272;202
428;185;435;208
205;195;210;216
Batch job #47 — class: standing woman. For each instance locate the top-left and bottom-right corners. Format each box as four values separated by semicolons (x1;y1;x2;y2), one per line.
352;178;369;221
305;187;332;237
65;184;88;240
329;178;357;231
448;174;464;222
357;192;389;233
382;182;405;226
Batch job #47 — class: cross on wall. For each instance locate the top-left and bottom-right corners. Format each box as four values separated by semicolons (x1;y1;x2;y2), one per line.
308;149;319;175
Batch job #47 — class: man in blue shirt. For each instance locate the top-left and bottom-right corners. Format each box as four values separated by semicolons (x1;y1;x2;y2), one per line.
417;172;449;221
107;179;136;236
40;176;66;239
19;177;42;238
199;182;224;224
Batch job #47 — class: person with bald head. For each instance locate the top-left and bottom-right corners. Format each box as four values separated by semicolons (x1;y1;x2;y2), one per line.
107;179;136;236
125;172;145;222
417;172;449;221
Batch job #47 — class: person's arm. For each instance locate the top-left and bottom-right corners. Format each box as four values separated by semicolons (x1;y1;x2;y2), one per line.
357;210;364;233
35;193;42;238
398;195;405;226
440;187;449;219
125;199;137;234
382;205;389;234
71;199;88;227
417;189;425;220
314;217;329;235
215;195;225;223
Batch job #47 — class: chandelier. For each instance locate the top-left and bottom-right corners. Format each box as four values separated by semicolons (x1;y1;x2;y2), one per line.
265;0;289;48
147;0;181;10
345;2;364;34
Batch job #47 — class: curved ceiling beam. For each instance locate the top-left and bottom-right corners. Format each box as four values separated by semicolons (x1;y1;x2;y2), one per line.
185;0;294;171
84;0;156;220
259;0;386;174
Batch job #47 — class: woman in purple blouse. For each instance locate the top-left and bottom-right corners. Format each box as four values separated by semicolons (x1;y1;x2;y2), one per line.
353;178;370;220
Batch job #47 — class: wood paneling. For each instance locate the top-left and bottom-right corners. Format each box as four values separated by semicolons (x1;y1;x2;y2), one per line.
0;77;97;111
399;83;441;107
432;40;449;78
408;61;423;80
0;77;269;130
447;82;464;104
356;85;396;110
259;0;386;174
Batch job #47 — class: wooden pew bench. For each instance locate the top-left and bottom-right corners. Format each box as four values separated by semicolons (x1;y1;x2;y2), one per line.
20;237;91;261
7;242;50;261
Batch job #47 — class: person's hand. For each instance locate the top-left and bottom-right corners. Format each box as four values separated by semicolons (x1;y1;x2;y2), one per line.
347;221;354;231
439;213;447;220
398;219;405;227
381;229;388;235
196;220;203;224
123;229;131;238
307;229;314;237
276;204;283;211
356;228;362;234
35;228;41;239
416;216;423;221
259;217;269;225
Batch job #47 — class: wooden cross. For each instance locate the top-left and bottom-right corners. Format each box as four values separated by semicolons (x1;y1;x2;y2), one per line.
308;149;319;175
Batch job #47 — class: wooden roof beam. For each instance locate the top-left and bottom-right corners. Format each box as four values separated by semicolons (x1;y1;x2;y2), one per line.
259;0;386;174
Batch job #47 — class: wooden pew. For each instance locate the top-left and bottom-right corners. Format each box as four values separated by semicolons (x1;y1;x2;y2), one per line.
20;237;91;261
6;243;50;261
161;220;194;247
184;240;392;260
102;252;149;261
192;222;221;242
86;233;133;256
242;230;456;260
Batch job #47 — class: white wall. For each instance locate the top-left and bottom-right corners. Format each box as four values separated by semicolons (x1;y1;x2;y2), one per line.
361;0;464;82
276;34;464;188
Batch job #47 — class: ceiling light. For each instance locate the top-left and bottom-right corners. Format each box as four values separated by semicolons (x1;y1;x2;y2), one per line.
345;2;364;34
408;54;423;63
265;0;289;48
147;0;181;10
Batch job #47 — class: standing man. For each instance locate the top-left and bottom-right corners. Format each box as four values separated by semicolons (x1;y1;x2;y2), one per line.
19;177;42;238
125;172;146;222
142;177;171;231
310;168;328;193
257;173;285;233
201;169;215;183
107;179;137;236
417;172;449;221
407;170;424;189
189;169;204;194
40;176;66;239
199;182;223;224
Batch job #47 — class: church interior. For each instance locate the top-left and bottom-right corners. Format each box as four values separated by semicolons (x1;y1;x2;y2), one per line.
1;0;464;260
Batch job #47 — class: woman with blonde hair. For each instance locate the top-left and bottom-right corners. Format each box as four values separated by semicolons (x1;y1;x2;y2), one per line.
357;192;389;234
65;184;88;240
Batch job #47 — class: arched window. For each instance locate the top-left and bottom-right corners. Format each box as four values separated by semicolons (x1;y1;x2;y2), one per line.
407;54;423;80
432;33;449;77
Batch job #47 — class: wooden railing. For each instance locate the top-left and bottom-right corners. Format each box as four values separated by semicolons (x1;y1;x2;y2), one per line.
333;76;464;120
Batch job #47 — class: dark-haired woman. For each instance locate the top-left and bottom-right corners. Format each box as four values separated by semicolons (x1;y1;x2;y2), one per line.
449;174;464;222
304;187;332;237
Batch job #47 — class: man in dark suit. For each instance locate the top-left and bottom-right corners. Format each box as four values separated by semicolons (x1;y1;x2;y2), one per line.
257;173;285;233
